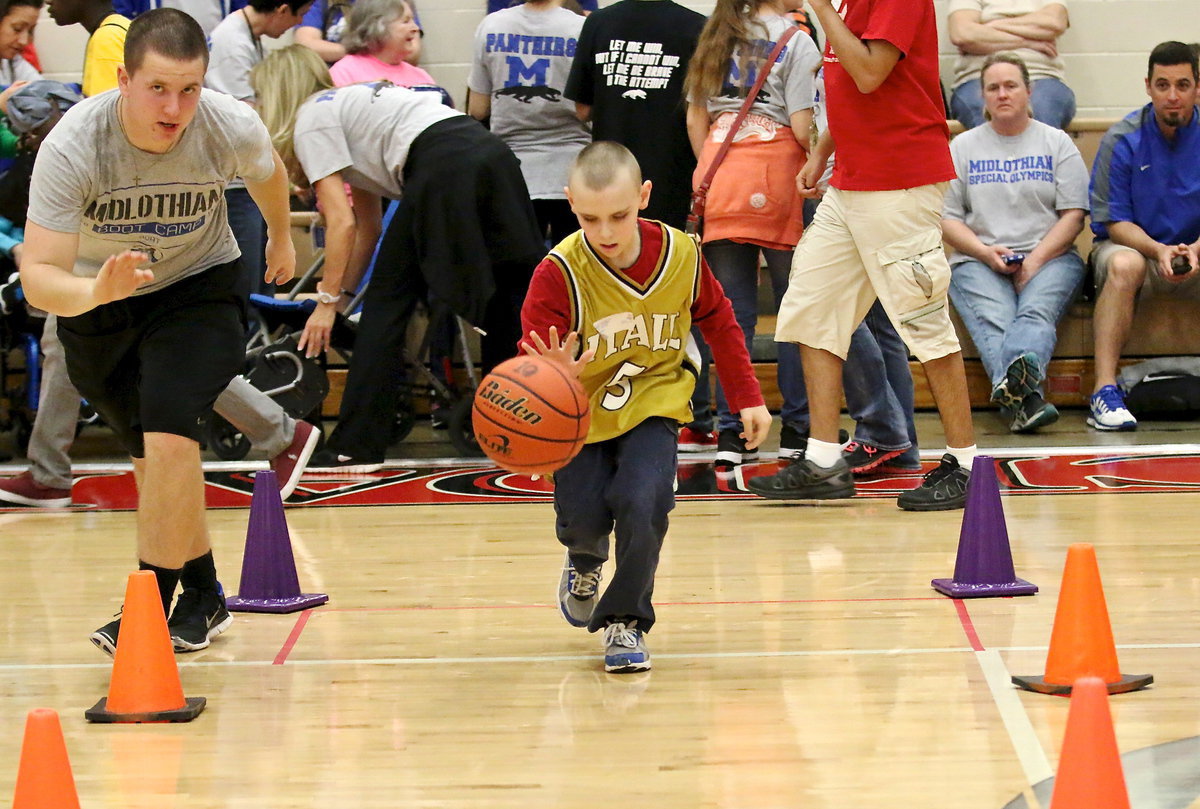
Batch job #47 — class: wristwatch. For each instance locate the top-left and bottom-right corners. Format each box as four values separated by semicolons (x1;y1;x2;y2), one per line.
315;289;342;305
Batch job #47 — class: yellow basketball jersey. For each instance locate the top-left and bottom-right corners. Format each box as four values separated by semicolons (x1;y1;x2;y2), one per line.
545;222;702;443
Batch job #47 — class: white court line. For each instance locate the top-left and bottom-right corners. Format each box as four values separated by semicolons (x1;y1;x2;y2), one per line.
974;648;1054;786
2;640;1196;673
4;442;1200;476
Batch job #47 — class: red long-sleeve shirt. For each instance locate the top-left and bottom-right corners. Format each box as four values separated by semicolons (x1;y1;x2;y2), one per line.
520;220;765;414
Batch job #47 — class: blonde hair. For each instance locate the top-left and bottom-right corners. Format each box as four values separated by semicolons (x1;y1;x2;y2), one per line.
569;141;643;192
684;0;772;103
250;44;334;184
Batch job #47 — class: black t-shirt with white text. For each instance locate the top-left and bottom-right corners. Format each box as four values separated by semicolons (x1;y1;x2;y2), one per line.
565;0;705;229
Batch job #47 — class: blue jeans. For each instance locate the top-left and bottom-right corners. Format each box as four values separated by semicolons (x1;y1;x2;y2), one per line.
554;416;677;633
704;240;806;432
948;252;1085;390
950;77;1076;130
843;301;918;461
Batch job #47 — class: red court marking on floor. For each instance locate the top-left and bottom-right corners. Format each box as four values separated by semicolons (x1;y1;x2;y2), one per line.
954;599;985;652
15;451;1200;513
274;609;314;665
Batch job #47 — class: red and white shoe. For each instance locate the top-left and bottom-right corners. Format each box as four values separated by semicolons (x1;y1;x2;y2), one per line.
269;420;321;499
677;426;717;453
0;471;72;508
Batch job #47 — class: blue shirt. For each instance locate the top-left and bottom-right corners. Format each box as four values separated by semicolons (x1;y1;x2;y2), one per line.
1089;102;1200;244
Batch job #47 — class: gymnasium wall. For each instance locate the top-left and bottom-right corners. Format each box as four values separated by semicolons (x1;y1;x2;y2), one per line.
29;0;1195;120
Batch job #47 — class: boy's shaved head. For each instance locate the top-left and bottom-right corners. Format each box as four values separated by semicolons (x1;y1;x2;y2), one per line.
569;141;643;192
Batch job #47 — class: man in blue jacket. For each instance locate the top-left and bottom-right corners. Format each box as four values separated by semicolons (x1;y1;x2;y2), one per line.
1087;41;1200;431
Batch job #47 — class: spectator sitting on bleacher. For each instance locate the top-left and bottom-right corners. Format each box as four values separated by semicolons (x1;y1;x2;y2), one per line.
947;0;1074;130
1086;40;1200;432
942;53;1088;434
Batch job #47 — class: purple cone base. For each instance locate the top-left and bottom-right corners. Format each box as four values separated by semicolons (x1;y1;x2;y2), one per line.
85;696;206;723
931;577;1038;598
227;593;329;614
1010;673;1154;695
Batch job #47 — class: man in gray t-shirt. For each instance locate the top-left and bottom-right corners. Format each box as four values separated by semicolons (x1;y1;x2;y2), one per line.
20;9;295;665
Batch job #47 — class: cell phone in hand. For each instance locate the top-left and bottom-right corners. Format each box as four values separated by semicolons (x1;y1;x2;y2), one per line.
1002;253;1025;266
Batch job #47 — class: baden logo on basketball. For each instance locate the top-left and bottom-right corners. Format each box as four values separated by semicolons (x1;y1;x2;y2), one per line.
477;379;544;426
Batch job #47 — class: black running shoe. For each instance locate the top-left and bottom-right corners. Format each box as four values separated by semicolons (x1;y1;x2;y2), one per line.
897;453;970;511
714;429;758;468
90;613;121;656
747;457;855;500
168;588;233;652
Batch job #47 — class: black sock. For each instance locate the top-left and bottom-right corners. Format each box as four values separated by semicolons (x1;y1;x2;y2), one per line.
138;561;182;618
180;550;218;593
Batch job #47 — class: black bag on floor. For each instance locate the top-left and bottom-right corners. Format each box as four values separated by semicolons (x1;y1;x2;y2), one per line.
1123;371;1200;419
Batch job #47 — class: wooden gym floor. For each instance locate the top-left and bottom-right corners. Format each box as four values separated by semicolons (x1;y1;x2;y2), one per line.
1;409;1199;808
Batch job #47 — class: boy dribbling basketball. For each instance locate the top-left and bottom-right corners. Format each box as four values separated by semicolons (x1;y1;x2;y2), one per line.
520;141;771;673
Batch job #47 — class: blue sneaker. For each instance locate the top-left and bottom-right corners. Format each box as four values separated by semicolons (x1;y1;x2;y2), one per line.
557;552;601;628
603;619;651;673
1088;385;1137;431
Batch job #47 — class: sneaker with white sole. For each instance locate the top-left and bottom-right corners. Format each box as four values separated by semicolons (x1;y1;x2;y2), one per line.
558;551;601;628
270;420;321;499
0;471;72;508
168;588;233;652
677;426;717;453
90;612;122;656
714;429;758;468
603;619;651;673
1087;385;1137;431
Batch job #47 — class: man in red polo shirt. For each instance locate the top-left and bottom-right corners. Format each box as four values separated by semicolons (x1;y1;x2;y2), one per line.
750;0;978;511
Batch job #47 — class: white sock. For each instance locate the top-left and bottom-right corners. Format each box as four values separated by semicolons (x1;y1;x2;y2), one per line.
947;445;977;470
806;438;842;469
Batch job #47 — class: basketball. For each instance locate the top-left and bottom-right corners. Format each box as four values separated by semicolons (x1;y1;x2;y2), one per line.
472;355;591;475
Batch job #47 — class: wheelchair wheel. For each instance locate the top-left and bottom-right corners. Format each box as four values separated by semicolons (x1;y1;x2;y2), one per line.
447;396;483;458
205;414;252;461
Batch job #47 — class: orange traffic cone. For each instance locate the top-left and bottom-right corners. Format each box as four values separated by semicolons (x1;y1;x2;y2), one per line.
11;708;81;809
1048;676;1131;809
85;570;207;723
1012;543;1152;695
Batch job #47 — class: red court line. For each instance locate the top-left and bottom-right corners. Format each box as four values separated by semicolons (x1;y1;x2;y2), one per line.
315;596;945;614
274;609;314;665
954;600;985;652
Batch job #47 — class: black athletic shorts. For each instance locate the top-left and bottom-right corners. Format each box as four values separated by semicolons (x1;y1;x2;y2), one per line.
57;259;248;458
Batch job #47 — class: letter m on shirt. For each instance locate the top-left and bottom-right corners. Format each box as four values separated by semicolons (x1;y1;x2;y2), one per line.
504;56;550;87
